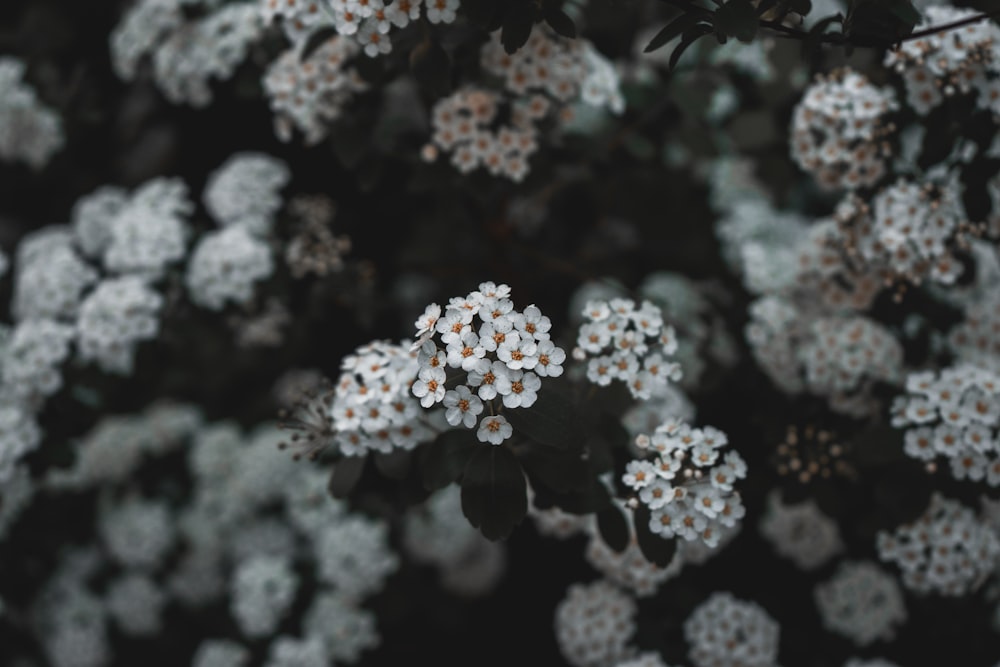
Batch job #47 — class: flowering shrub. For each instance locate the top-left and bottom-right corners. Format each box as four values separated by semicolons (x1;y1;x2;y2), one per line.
4;0;1000;665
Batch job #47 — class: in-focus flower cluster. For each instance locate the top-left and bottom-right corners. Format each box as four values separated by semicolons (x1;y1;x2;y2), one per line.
625;418;746;548
575;297;682;400
280;340;431;460
876;493;1000;596
791;68;898;191
411;281;565;445
891;364;1000;484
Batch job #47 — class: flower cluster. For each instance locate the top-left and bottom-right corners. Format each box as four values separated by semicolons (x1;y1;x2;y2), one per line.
625;418;747;549
77;276;164;374
112;0;263;107
554;579;637;667
834;174;978;288
425;30;623;181
203;153;291;236
186;226;275;311
759;491;842;571
411;281;565;445
262;0;459;57
263;34;367;144
280;340;431;459
585;505;684;597
746;298;903;416
814;561;907;646
0;57;64;168
890;364;1000;484
791;68;898;191
425;87;538;181
876;493;1000;596
684;591;780;667
575;298;682;400
884;6;1000;115
948;294;1000;368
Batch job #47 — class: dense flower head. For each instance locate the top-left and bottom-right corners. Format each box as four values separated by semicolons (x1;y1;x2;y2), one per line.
204;152;291;236
575;297;682;400
877;493;1000;596
834;173;978;288
759;491;842;570
890;364;1000;484
554;579;638;667
745;298;903;416
684;591;780;667
13;232;97;323
412;282;565;445
814;561;907;646
186;226;274;311
263;34;368;144
314;514;400;599
884;6;1000;115
791;68;898;191
625;418;747;549
76;276;164;375
948;294;1000;367
230;555;299;637
2;319;75;403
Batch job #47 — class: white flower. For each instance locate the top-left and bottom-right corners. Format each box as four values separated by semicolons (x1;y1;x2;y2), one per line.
477;415;513;445
623;460;656;489
497;370;541;409
446;331;486;371
411;365;446;408
534;340;565;377
467;359;508;401
443;386;484;428
497;335;538;371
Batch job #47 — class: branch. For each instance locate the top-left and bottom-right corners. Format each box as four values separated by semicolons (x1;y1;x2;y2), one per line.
653;0;1000;48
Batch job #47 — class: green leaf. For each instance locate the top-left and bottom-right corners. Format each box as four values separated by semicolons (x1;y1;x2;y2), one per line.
643;13;708;53
633;504;679;567
328;456;366;499
543;6;577;38
505;380;584;450
715;0;759;43
461;445;528;540
420;429;478;491
519;447;590;493
501;13;535;54
596;504;630;553
669;24;714;70
299;26;338;62
374;449;412;480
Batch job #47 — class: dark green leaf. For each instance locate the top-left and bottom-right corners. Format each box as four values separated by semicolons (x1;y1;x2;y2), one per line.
755;0;779;16
501;14;535;54
328;456;366;499
299;26;338;62
633;504;679;567
536;476;611;515
461;445;528;540
543;6;577;38
519;448;590;493
669;24;713;70
715;0;759;43
644;13;709;53
596;505;630;553
374;449;412;480
410;38;452;98
505;381;584;450
420;429;478;491
889;0;921;26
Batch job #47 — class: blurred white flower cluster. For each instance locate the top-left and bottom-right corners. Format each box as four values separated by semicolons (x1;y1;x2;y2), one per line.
683;591;780;667
814;561;907;646
0;57;64;168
